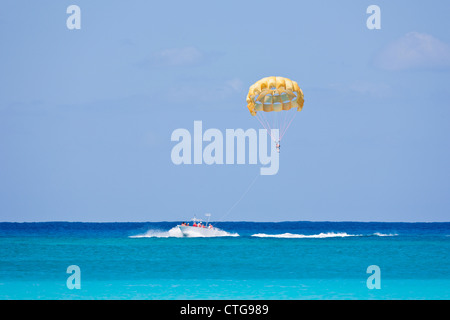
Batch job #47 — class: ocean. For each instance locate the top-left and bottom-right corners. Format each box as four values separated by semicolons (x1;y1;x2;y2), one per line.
0;221;449;299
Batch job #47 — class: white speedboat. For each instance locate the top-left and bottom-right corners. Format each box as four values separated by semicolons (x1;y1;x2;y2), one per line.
176;214;230;237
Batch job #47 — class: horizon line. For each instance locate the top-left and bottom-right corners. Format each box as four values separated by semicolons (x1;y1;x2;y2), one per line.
1;220;449;224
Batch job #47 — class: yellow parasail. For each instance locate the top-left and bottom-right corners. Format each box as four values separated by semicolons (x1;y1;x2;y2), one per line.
246;76;304;116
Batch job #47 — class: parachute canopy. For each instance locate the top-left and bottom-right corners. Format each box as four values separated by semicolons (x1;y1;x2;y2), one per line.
246;76;304;116
246;76;304;143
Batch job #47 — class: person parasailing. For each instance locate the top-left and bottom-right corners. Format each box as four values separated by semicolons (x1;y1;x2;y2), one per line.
246;76;304;153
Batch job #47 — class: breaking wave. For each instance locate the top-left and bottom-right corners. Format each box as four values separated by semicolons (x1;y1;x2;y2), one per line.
372;232;398;237
251;232;358;238
251;232;398;238
129;227;184;238
130;227;239;238
130;229;398;239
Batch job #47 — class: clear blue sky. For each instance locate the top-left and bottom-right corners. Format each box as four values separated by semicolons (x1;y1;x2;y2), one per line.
0;1;449;222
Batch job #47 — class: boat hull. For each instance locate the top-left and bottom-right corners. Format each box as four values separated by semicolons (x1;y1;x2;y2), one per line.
177;225;223;237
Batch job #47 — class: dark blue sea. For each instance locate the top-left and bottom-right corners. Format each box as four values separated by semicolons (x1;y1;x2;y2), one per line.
0;221;449;299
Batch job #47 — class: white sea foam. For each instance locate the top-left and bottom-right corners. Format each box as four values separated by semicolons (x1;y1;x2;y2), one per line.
251;232;399;238
179;228;239;238
251;232;360;238
129;227;184;238
372;232;398;237
131;229;398;239
129;227;239;238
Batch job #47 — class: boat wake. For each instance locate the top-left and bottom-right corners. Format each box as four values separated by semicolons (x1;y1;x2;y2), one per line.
130;227;239;238
372;232;398;237
130;229;397;239
251;232;398;238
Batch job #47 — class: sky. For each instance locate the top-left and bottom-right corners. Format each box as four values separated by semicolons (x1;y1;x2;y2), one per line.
0;0;449;222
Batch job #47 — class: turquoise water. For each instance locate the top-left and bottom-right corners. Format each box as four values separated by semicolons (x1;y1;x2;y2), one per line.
0;222;449;299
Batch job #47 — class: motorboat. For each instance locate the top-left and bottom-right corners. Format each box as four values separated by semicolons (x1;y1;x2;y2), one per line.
176;214;227;237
